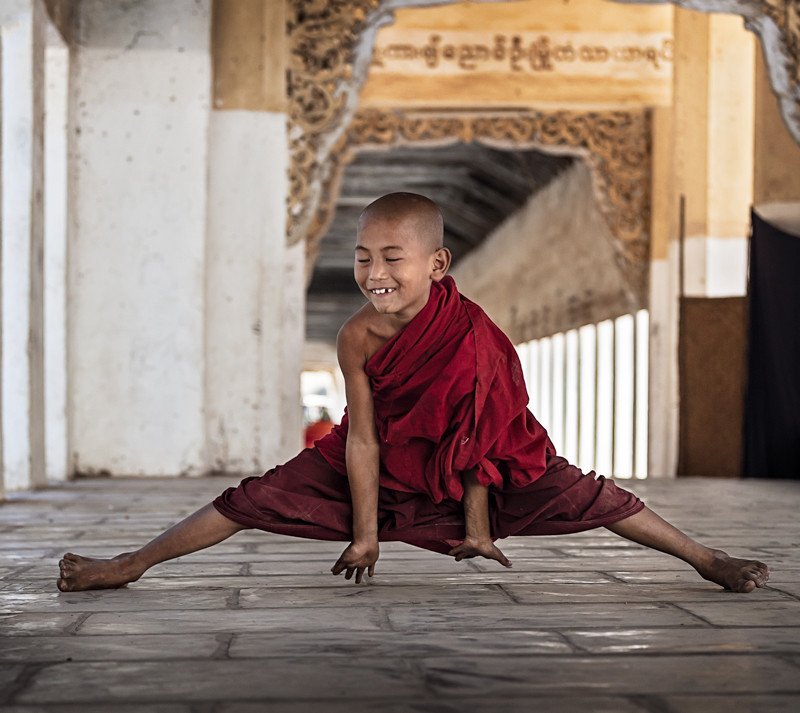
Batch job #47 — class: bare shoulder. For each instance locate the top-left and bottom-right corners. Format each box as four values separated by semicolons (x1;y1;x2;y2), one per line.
337;304;396;370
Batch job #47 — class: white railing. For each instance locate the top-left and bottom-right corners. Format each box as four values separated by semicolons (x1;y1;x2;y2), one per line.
516;310;649;479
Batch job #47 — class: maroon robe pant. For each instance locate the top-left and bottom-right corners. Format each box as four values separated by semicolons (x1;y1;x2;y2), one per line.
212;448;644;555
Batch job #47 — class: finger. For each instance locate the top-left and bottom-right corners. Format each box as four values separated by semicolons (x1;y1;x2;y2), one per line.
345;568;354;580
355;568;364;584
368;564;375;577
331;560;344;575
492;550;511;567
494;550;512;568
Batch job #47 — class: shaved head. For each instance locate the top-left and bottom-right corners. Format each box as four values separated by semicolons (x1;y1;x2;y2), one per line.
358;192;444;252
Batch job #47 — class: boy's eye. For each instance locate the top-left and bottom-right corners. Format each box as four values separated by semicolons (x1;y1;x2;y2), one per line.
356;259;370;264
386;258;401;263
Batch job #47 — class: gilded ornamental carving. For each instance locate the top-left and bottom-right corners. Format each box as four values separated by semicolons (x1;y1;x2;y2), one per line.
287;0;800;262
313;108;651;299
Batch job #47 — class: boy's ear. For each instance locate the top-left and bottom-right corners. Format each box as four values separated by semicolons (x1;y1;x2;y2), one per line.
430;247;452;280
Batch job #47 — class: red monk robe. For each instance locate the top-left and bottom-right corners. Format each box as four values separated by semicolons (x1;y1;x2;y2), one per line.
213;277;643;554
314;275;554;503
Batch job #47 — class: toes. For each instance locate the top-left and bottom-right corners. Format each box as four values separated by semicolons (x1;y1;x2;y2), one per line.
738;579;756;593
56;578;71;592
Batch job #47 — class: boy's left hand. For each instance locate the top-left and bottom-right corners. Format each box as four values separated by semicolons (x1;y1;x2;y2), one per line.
331;540;379;584
448;537;512;567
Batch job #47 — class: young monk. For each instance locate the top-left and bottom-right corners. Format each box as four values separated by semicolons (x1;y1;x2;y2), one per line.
57;192;770;593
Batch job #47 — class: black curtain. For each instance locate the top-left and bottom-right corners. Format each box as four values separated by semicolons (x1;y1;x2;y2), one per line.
743;209;800;478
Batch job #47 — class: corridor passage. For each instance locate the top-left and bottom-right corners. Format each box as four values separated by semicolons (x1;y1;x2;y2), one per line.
1;474;799;711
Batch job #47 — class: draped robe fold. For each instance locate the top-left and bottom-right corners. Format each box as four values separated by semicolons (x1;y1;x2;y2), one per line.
315;275;555;503
213;277;643;553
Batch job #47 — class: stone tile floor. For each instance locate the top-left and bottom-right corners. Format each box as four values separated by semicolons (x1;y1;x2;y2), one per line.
0;474;799;712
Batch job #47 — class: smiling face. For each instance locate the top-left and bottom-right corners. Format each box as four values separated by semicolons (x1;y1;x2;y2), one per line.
354;209;450;325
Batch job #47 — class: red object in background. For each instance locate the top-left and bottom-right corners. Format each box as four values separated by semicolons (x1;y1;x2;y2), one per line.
305;419;335;448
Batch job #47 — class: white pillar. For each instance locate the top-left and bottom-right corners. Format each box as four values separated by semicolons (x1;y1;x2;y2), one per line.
648;11;755;478
44;22;68;482
278;239;305;461
0;0;47;491
205;111;304;473
68;0;210;476
647;107;679;479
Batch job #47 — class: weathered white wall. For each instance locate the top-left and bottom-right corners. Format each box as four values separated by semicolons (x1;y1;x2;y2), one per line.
69;0;210;476
1;0;47;492
277;240;305;462
66;0;303;478
44;24;69;482
452;161;642;341
205;111;303;473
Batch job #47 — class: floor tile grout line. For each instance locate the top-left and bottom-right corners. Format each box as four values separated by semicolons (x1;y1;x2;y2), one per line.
4;623;795;640
378;606;395;632
0;652;797;667
8;589;794;612
211;632;234;660
774;652;800;671
551;629;583;654
225;589;241;609
63;611;92;635
600;570;637;584
627;693;673;713
665;602;717;628
765;585;800;602
10;690;792;706
1;662;47;706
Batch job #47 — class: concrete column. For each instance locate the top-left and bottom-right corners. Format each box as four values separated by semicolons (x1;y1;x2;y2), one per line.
0;0;47;492
647;10;755;477
647;105;679;478
68;0;210;476
278;240;305;459
44;22;68;481
674;11;755;297
206;0;303;473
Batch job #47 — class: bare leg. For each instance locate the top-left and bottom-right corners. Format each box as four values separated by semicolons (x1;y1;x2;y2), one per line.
606;506;770;593
57;504;247;592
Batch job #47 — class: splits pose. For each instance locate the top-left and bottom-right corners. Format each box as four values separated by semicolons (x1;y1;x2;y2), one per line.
58;193;770;594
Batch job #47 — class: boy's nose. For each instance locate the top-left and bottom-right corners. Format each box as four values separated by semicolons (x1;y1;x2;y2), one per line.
369;263;388;280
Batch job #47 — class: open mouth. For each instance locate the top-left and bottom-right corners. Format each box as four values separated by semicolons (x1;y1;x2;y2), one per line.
369;288;396;295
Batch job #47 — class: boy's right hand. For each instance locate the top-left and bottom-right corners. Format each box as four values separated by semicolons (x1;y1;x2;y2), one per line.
448;537;512;568
331;540;379;584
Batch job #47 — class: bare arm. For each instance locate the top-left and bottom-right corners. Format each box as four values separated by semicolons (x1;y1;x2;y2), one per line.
448;469;512;568
461;469;491;540
330;320;380;583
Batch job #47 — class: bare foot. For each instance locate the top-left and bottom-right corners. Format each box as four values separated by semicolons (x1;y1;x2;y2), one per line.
57;552;142;592
697;549;770;593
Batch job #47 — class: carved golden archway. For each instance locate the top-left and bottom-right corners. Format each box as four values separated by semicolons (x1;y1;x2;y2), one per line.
310;108;651;299
287;0;800;255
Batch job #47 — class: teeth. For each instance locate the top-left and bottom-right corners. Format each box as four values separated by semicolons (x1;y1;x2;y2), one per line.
371;288;395;294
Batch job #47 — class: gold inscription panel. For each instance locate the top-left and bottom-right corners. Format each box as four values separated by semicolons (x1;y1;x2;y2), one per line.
371;31;674;77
